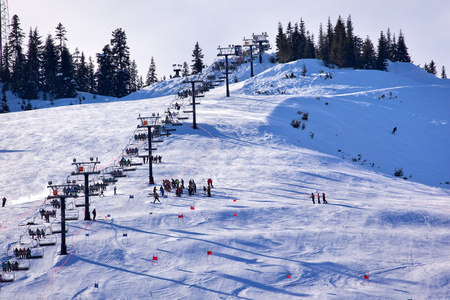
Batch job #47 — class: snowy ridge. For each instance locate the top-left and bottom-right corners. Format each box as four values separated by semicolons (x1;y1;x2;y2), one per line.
0;58;449;299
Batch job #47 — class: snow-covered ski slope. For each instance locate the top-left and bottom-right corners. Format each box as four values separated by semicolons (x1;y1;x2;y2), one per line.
0;57;449;299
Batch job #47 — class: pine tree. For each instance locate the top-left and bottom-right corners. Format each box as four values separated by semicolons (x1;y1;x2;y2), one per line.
182;61;190;77
330;16;346;67
191;42;205;74
146;57;158;85
376;31;389;71
96;44;114;96
75;52;89;92
87;56;96;94
361;36;377;69
42;34;58;99
424;60;437;75
1;42;12;90
8;15;25;95
441;66;447;79
344;15;357;68
128;59;139;93
56;47;77;98
110;28;131;97
55;23;67;56
22;28;42;100
275;23;289;63
0;88;9;113
394;30;411;63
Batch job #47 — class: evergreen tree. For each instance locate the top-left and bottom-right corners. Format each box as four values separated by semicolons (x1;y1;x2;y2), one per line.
96;44;114;96
182;61;190;77
146;56;158;85
42;34;58;99
0;88;9;113
55;23;67;56
285;22;294;60
57;47;77;98
75;52;89;92
8;15;25;95
87;56;96;94
22;28;42;100
344;15;357;68
128;59;139;93
191;42;205;74
316;23;326;61
1;42;12;90
361;36;377;69
323;17;334;65
424;60;437;75
330;16;346;67
394;30;411;63
275;23;289;63
441;66;447;79
376;31;389;70
291;22;301;61
110;28;131;97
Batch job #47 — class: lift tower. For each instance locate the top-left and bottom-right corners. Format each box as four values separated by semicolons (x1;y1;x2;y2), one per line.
47;182;78;255
252;32;270;64
243;37;256;77
71;158;100;220
137;115;172;184
0;0;10;66
183;77;203;129
217;45;238;97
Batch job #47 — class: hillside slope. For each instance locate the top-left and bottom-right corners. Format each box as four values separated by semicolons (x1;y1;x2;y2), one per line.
0;58;449;299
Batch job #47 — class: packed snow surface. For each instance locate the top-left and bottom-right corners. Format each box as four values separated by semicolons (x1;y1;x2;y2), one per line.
0;58;449;299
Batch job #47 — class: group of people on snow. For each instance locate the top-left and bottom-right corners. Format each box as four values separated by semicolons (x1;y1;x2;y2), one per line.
310;192;327;204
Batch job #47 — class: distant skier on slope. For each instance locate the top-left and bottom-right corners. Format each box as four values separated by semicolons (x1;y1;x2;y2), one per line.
322;193;328;204
153;192;161;204
310;193;315;204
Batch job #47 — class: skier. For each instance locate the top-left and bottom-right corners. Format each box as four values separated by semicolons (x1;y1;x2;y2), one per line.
317;192;321;204
310;193;315;204
322;193;328;203
160;186;164;197
2;197;6;207
92;208;97;220
114;186;117;195
207;178;213;188
207;186;211;197
153;192;161;204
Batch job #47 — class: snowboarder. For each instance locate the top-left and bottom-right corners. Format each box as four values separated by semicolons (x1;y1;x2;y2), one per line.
322;193;328;204
153;192;161;204
310;193;315;204
391;127;397;134
2;197;6;207
92;208;97;220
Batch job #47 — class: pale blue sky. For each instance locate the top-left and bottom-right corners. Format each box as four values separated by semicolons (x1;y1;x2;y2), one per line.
10;0;450;78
